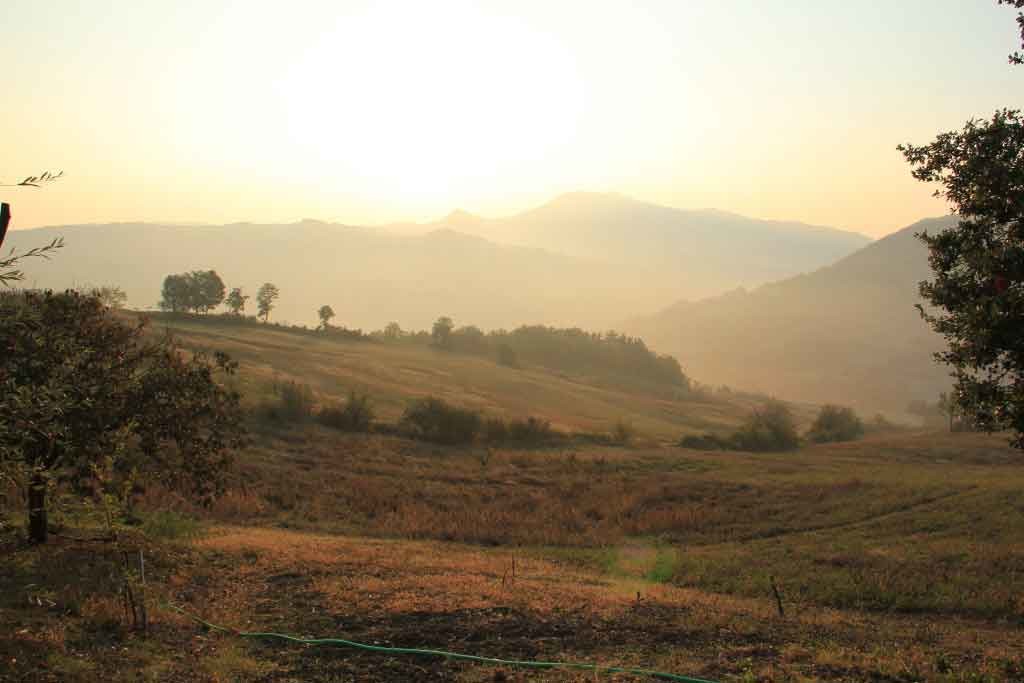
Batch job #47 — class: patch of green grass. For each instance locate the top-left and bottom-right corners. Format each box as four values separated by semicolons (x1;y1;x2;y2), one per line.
141;510;202;541
644;545;679;583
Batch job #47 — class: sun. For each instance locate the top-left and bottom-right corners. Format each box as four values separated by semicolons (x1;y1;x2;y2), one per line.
271;3;586;208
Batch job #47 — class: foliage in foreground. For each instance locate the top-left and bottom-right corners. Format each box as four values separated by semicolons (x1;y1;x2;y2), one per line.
0;289;245;543
899;6;1023;449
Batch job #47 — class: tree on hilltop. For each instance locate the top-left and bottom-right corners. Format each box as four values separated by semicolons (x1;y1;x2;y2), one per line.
318;304;336;330
257;282;280;322
225;287;249;315
432;316;454;349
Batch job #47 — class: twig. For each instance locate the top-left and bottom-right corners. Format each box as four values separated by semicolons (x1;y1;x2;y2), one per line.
769;575;785;618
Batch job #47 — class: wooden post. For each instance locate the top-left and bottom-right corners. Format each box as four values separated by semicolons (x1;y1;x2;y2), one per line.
0;202;10;249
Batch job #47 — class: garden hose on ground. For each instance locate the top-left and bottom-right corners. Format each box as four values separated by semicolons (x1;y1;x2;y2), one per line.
167;603;719;682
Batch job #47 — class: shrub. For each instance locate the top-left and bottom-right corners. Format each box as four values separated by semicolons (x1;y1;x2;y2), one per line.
507;416;556;444
678;433;732;450
482;417;509;444
610;419;636;446
732;400;800;452
318;391;374;432
400;397;481;445
806;404;865;443
272;380;316;422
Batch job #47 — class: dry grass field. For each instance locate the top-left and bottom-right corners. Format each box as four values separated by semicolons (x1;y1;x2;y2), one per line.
2;319;1022;682
3;426;1022;682
145;314;807;441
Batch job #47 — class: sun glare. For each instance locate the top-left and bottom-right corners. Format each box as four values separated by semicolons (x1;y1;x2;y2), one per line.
271;4;585;206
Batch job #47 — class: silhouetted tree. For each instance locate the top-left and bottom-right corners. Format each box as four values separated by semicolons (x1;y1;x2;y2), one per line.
383;321;403;339
0;290;245;544
225;287;249;315
256;282;279;322
159;270;225;313
159;274;191;313
318;304;336;330
432;316;454;349
192;270;226;313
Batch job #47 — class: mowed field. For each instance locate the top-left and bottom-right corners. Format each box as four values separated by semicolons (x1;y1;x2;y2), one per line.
3;425;1023;682
145;315;806;441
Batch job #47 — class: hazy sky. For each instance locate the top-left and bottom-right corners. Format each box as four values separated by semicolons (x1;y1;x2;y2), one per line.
2;1;1021;237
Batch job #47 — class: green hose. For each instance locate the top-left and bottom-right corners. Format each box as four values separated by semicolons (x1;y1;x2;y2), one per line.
167;603;718;682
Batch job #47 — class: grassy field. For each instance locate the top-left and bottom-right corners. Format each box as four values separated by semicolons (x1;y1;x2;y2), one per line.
144;314;808;441
3;318;1022;682
3;425;1022;682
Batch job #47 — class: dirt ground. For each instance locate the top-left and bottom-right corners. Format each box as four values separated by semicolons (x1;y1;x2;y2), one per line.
4;525;1021;683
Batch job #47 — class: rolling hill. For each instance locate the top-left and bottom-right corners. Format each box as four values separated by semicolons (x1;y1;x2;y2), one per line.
626;216;958;416
149;314;801;441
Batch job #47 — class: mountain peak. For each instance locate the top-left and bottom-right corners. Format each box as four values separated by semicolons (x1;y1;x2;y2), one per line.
441;209;482;226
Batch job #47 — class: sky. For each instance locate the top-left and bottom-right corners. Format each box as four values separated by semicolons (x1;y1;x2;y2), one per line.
1;0;1021;238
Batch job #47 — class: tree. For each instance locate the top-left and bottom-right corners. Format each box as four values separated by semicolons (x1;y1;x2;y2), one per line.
383;321;403;339
732;400;800;452
806;405;864;443
1001;0;1024;64
192;270;226;313
432;316;454;349
0;290;245;543
256;282;280;322
318;304;336;330
1;172;65;286
159;273;191;313
898;7;1024;448
225;287;249;315
89;285;128;309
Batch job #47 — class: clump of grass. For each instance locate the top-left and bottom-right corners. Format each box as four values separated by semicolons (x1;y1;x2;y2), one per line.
142;510;202;541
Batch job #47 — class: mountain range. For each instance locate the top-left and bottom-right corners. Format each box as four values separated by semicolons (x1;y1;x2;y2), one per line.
3;192;869;330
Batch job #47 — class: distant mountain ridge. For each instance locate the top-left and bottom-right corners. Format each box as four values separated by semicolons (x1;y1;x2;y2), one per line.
437;192;872;299
626;216;957;415
4;192;872;332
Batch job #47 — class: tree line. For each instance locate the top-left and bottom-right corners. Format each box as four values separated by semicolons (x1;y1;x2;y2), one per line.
383;318;690;391
159;270;279;321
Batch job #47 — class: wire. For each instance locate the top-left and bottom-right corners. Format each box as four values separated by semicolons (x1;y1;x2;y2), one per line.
166;603;718;683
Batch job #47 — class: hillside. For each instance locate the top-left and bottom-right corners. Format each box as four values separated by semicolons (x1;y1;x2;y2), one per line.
148;314;792;441
627;216;957;415
5;193;870;330
443;192;872;299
